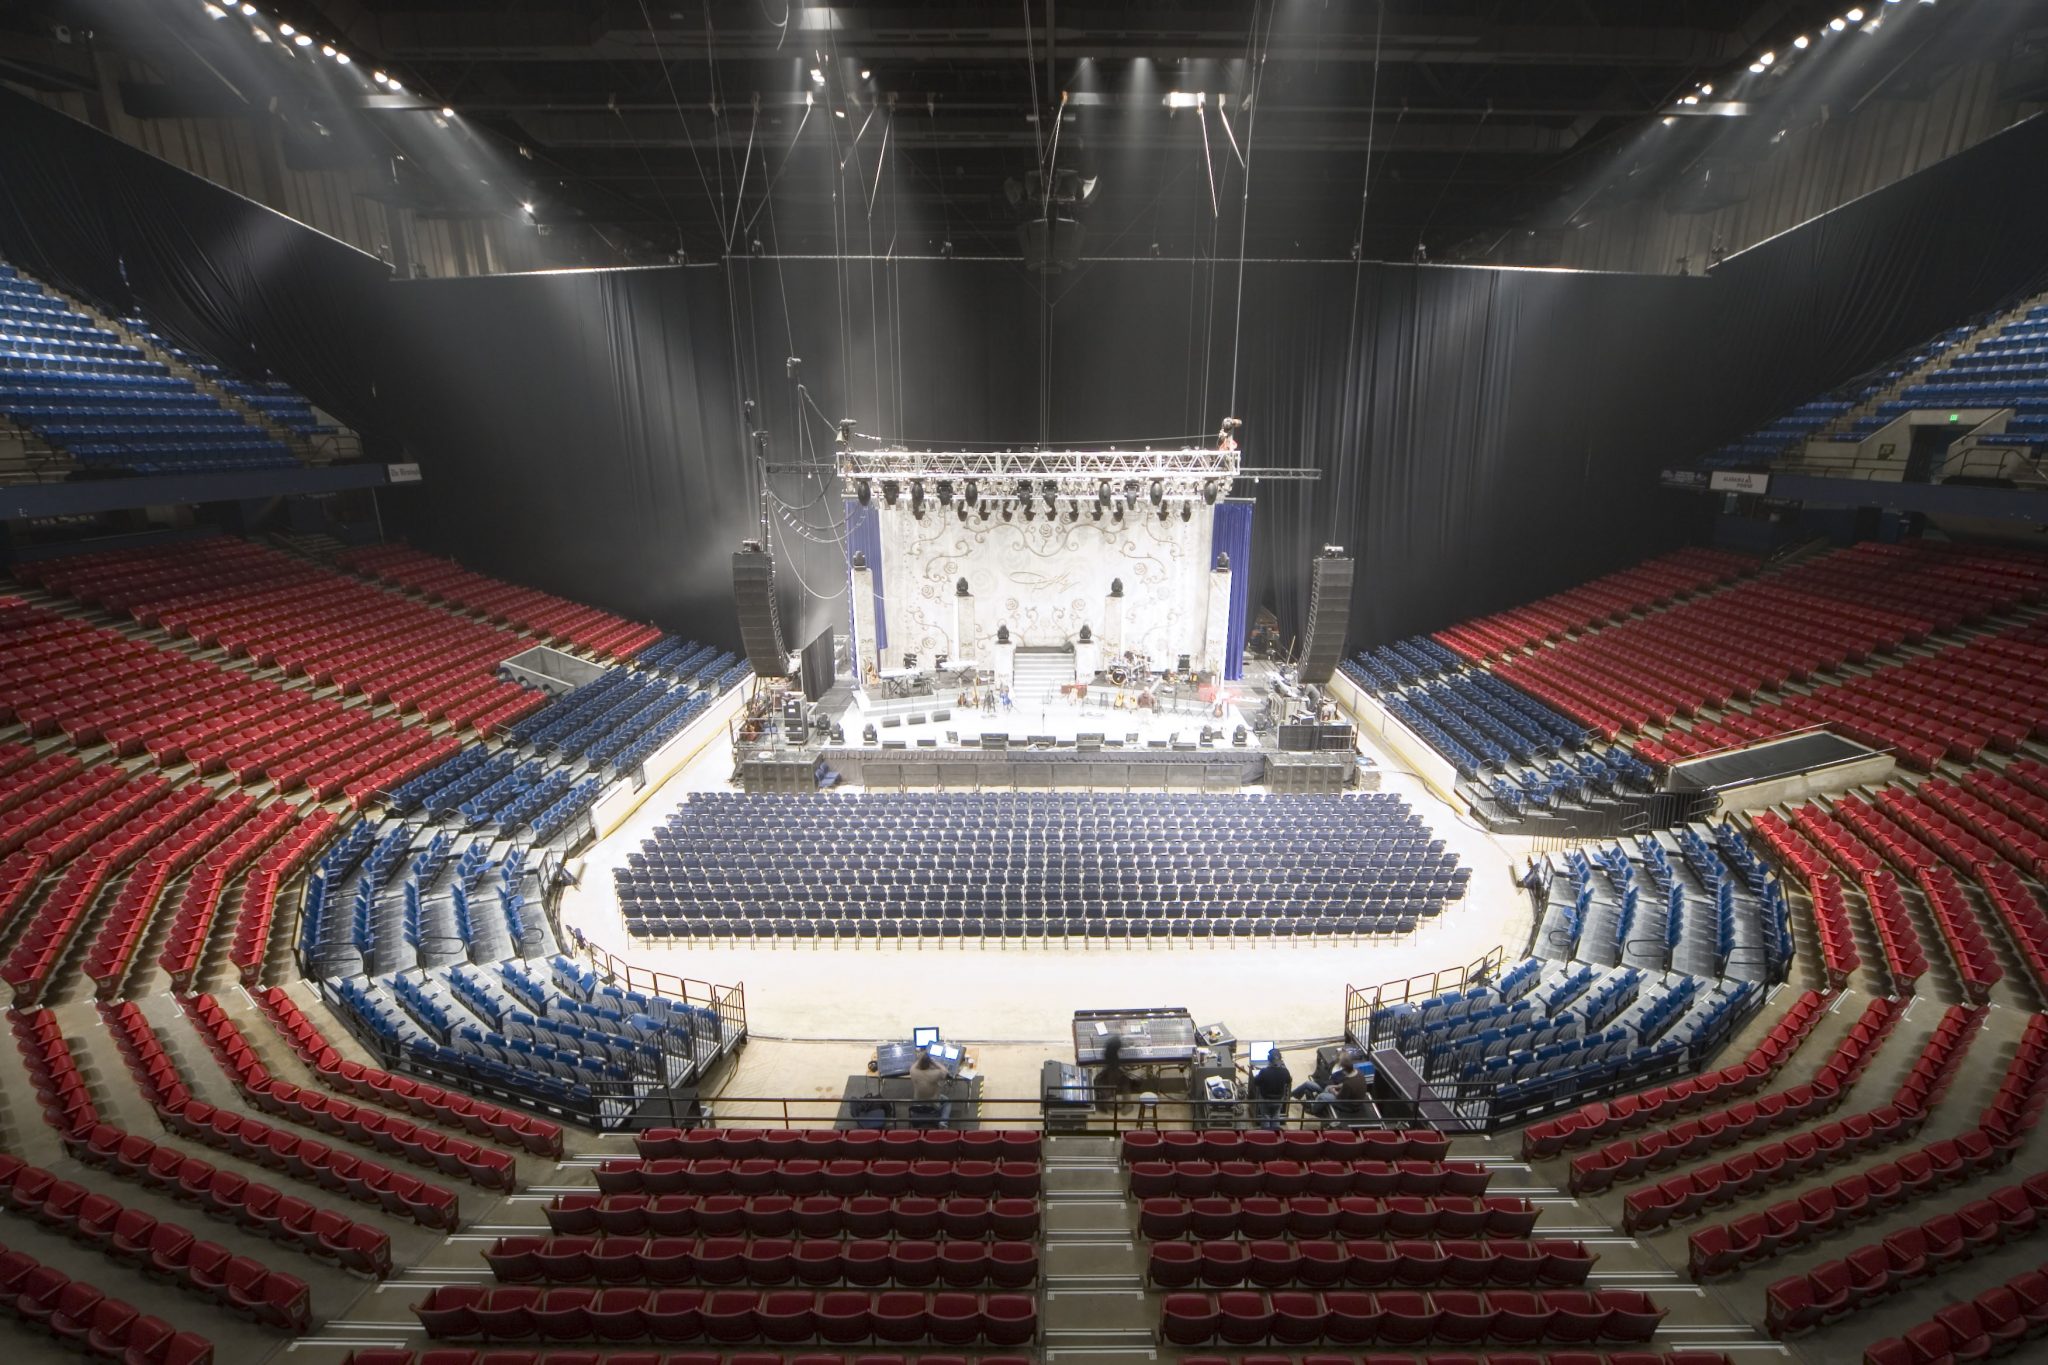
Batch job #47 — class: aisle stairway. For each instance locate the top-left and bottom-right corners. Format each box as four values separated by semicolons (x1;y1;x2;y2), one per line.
1011;647;1076;707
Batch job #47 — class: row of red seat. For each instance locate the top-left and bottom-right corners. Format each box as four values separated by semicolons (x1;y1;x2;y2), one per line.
1911;779;2048;878
0;774;190;1002
82;793;255;994
484;1236;1037;1289
640;1129;1042;1163
350;1353;1033;1365
228;806;339;982
1139;1196;1540;1241
101;999;463;1230
1122;1128;1450;1165
1566;994;1899;1196
1160;1289;1665;1348
1766;1177;2048;1336
20;537;546;736
11;1009;394;1278
544;1194;1042;1242
1432;548;1753;659
1788;807;1930;985
155;800;300;989
1684;1024;2046;1282
0;1243;212;1364
1147;1238;1595;1290
1174;1355;1732;1365
414;1286;1038;1347
594;1159;1039;1200
0;602;453;800
0;760;136;857
0;1154;309;1330
254;984;564;1158
339;542;664;661
0;741;73;810
1747;815;1862;985
1978;859;2048;996
1833;788;2012;997
1130;1159;1490;1201
1864;1259;2048;1364
1518;989;1837;1161
1621;1004;1981;1236
182;993;519;1193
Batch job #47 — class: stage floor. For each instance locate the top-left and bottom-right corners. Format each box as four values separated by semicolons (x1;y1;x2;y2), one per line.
839;686;1261;751
556;711;1538;1043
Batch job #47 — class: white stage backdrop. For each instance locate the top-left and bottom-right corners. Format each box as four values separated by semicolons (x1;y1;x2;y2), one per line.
870;505;1217;665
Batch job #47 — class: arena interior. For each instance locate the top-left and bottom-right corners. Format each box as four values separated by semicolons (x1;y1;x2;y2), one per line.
3;3;2048;1364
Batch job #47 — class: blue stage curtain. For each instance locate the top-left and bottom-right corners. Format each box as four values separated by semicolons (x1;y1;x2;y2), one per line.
1211;500;1254;681
844;499;888;653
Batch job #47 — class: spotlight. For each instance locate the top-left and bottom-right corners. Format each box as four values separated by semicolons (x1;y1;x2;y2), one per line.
860;68;871;79
252;27;270;41
1846;5;1864;18
388;80;404;93
1181;503;1192;523
1759;51;1775;65
240;2;255;12
279;22;294;34
979;505;992;522
1793;34;1810;48
1202;479;1218;505
881;479;900;506
1096;479;1111;512
520;201;535;215
1068;504;1079;523
910;479;925;513
1662;115;1678;125
956;504;968;523
1148;479;1163;508
335;52;350;65
1747;62;1763;72
834;109;845;118
936;479;953;507
294;33;312;46
374;71;389;84
321;44;335;56
811;67;825;84
1682;94;1698;104
203;3;226;18
963;479;978;507
1043;480;1059;514
1022;501;1035;521
1001;503;1013;522
1700;83;1713;94
441;107;455;118
855;478;871;506
1830;16;1847;29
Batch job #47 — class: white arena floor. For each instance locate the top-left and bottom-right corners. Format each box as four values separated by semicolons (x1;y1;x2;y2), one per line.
555;718;1539;1055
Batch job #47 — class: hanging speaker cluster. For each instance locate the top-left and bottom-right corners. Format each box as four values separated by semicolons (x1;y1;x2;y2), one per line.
732;541;790;677
1298;547;1355;685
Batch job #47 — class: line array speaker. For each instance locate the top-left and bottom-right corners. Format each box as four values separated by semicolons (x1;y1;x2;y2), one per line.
1299;551;1355;685
732;544;790;677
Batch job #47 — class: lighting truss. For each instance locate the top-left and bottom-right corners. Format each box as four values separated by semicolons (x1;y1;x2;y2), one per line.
827;447;1318;503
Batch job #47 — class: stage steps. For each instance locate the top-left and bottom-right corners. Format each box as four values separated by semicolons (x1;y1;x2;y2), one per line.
1011;646;1075;706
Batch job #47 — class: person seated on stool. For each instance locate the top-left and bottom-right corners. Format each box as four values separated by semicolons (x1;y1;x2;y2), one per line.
1251;1049;1293;1131
909;1049;950;1105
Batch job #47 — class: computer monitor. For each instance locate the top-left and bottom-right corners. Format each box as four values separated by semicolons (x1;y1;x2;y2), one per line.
1246;1041;1275;1068
912;1026;941;1049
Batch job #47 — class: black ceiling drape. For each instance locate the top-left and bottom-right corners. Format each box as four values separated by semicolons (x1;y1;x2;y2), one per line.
6;89;2048;653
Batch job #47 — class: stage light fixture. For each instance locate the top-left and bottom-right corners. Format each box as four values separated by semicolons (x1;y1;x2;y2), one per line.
1202;479;1219;505
1096;480;1111;511
979;505;992;522
321;43;335;56
335;52;350;65
811;68;826;84
1001;503;1013;522
252;27;270;41
1793;34;1810;48
279;22;294;34
1068;504;1079;522
963;479;978;507
1148;479;1164;507
1181;503;1192;523
441;107;455;118
241;2;255;12
1700;83;1713;94
1682;94;1698;104
1830;16;1847;29
861;68;871;79
1748;62;1763;72
855;478;871;506
956;504;968;523
373;71;389;84
1022;501;1035;521
389;80;404;93
295;33;312;47
520;201;535;216
936;479;953;506
910;479;925;514
881;479;900;506
1846;5;1864;18
204;4;226;18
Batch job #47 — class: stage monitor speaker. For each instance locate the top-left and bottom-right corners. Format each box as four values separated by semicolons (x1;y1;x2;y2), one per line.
1319;724;1358;752
1299;552;1355;685
732;545;790;677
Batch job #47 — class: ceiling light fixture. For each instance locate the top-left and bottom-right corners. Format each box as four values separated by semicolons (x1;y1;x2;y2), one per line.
204;4;226;18
1794;34;1810;48
1830;16;1848;29
810;67;825;85
240;2;255;13
1748;61;1764;72
1846;6;1865;18
441;107;455;118
294;33;312;47
278;22;293;34
1699;83;1713;94
1759;51;1776;65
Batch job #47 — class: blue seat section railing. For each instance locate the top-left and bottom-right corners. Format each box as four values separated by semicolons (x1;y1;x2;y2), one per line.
325;951;738;1129
617;791;1471;941
1342;642;1647;811
0;261;298;473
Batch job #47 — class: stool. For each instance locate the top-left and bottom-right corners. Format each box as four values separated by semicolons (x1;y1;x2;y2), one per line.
1135;1092;1161;1129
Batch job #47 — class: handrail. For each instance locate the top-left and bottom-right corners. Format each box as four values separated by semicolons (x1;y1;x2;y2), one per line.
1342;944;1506;1050
569;926;748;1046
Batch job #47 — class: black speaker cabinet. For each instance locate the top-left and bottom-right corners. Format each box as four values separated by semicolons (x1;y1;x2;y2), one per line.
732;545;790;676
1299;552;1355;685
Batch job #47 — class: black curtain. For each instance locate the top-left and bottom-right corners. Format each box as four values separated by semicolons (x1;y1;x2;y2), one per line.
0;89;389;427
8;88;2048;655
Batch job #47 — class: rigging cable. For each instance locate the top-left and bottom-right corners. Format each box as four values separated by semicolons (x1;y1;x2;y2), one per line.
1226;0;1276;420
